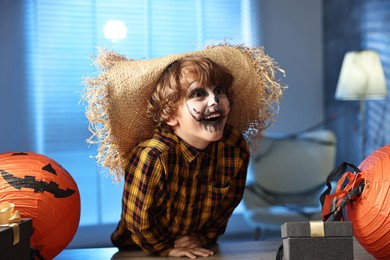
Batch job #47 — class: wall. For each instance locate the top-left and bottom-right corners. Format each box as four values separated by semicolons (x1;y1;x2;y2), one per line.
324;0;364;165
259;0;324;134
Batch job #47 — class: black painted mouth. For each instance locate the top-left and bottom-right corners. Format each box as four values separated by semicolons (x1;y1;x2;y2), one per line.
202;113;222;123
200;114;226;132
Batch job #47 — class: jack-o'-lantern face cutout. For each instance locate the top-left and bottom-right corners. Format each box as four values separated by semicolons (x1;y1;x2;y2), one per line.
0;152;81;260
0;152;76;198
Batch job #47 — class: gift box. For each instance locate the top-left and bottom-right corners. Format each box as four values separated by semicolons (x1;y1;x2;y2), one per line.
281;221;353;260
0;218;33;259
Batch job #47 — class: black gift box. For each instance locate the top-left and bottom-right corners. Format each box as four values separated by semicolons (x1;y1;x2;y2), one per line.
281;221;353;260
0;218;33;260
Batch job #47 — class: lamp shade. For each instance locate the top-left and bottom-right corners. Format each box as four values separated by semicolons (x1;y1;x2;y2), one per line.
335;50;387;100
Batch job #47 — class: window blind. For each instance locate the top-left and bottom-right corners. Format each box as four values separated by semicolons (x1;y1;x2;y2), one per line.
362;0;390;156
26;0;258;226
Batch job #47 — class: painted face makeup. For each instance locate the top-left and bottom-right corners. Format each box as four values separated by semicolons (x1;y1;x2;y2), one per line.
185;84;230;133
168;81;231;149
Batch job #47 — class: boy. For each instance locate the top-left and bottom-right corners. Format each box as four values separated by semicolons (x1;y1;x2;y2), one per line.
84;44;284;258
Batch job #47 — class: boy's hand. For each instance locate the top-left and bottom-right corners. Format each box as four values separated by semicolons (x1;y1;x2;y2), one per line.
169;234;214;258
174;234;203;248
168;247;214;258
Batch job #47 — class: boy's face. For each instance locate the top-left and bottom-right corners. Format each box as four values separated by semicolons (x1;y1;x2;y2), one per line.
167;80;230;149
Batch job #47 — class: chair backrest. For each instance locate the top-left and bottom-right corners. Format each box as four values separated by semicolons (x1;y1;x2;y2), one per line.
247;129;337;207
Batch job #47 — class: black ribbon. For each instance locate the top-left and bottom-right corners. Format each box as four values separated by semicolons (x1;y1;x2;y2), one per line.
319;162;363;221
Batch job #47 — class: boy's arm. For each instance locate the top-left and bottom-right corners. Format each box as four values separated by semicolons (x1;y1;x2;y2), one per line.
121;147;174;256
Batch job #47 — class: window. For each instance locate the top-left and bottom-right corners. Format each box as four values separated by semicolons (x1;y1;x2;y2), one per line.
25;0;260;226
361;1;390;156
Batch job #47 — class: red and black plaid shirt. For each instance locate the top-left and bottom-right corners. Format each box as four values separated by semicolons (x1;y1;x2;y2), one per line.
111;124;249;256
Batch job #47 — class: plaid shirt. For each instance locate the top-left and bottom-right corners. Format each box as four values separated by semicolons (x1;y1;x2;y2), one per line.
111;124;249;256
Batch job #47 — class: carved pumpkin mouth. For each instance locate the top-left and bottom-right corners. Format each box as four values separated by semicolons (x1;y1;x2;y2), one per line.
0;169;75;198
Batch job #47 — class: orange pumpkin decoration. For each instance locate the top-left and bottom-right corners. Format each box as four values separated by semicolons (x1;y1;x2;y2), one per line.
321;145;390;259
346;145;390;259
0;152;80;259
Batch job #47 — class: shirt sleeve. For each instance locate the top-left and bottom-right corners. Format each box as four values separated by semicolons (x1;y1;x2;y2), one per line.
121;146;174;256
199;142;250;245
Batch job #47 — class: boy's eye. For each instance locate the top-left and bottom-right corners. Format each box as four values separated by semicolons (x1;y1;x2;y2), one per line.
189;88;207;98
215;85;226;95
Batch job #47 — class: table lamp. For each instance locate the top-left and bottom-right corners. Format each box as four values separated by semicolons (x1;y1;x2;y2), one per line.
335;50;387;161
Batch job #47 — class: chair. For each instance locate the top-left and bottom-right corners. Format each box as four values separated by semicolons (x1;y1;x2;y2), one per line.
242;129;337;240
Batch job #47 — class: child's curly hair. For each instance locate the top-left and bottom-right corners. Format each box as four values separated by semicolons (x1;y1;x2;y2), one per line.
147;56;234;129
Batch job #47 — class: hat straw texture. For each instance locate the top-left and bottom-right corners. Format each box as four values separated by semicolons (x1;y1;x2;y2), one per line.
83;43;285;181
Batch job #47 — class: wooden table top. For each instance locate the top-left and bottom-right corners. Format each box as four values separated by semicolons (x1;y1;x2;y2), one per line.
55;238;374;259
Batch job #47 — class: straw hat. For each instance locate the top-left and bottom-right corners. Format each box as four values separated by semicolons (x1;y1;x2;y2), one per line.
83;43;285;182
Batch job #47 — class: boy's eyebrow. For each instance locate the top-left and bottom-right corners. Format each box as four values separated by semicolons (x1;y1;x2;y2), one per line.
186;86;203;96
188;83;221;91
187;84;201;90
186;82;202;92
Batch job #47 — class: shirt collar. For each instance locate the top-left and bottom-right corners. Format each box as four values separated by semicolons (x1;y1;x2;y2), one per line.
180;141;201;162
159;128;217;163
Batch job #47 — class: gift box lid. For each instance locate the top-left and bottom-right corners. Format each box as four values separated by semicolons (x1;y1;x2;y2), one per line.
0;218;33;250
281;221;352;238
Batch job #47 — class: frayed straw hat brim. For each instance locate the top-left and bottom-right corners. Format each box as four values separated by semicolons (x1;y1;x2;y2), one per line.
83;43;285;182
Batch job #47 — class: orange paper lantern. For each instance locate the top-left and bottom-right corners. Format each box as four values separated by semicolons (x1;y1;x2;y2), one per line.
346;145;390;259
321;145;390;259
0;152;81;259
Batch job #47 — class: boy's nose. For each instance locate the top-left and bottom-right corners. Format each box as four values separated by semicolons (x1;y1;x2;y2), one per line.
208;95;219;106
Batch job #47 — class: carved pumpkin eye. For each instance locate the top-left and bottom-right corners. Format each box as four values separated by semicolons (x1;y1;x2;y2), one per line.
42;163;56;175
0;152;81;260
